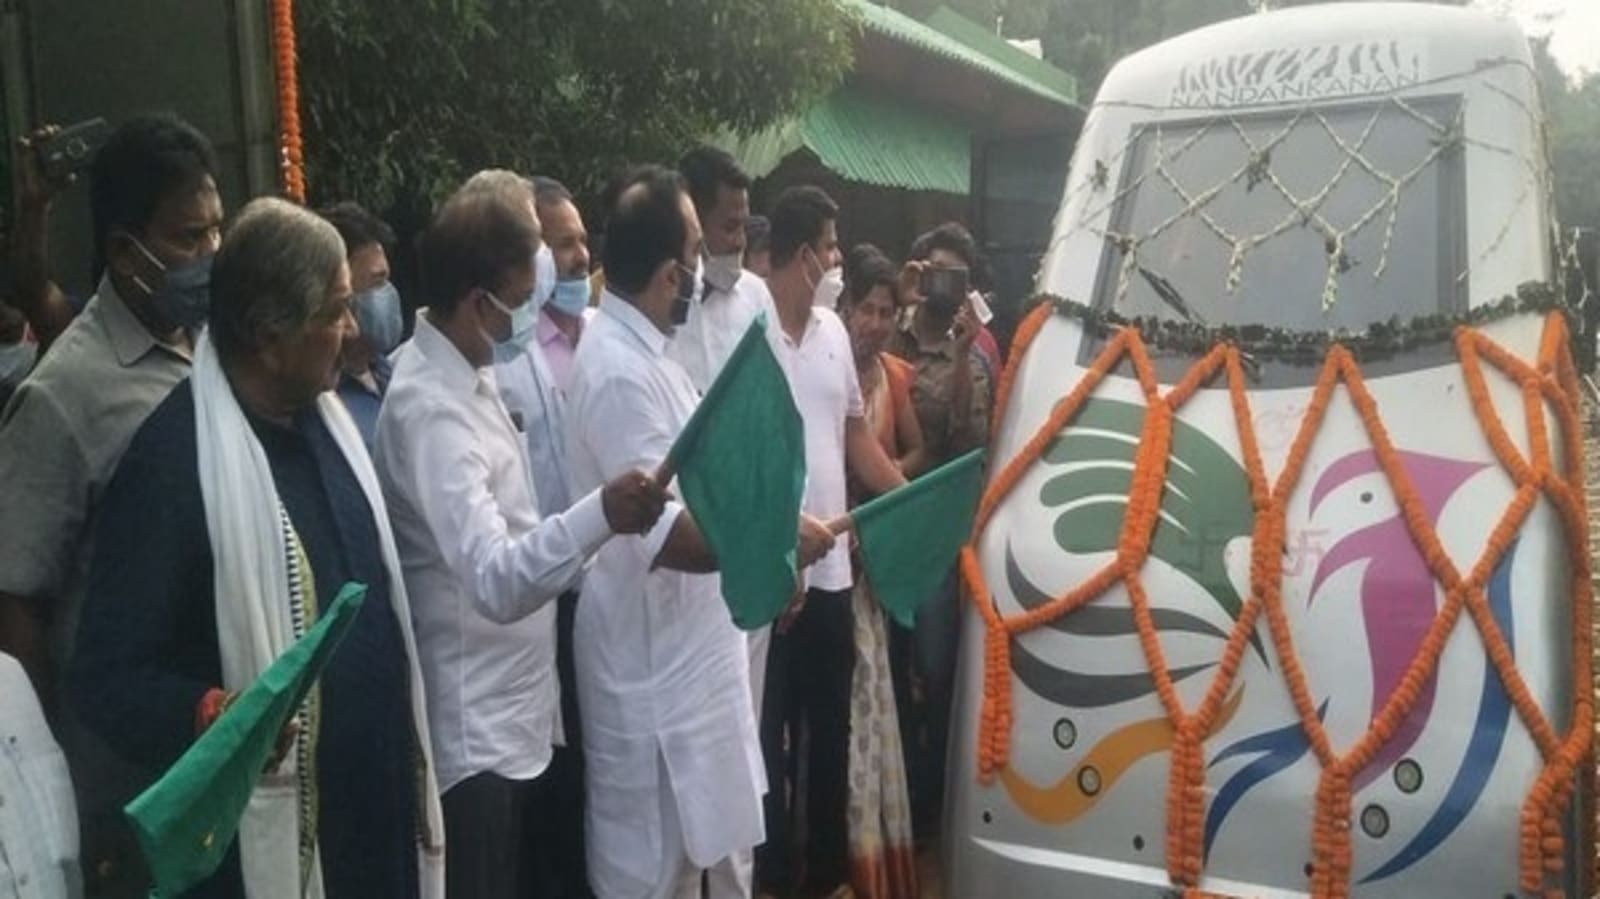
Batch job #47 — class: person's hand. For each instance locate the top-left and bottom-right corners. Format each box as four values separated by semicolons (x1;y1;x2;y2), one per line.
13;125;74;212
950;291;980;352
897;259;928;306
600;469;670;535
775;584;807;635
797;514;836;568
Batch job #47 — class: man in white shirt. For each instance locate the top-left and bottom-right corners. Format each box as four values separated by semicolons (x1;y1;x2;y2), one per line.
666;146;776;394
567;164;834;899
375;173;667;899
669;146;785;719
756;185;907;898
488;173;596;898
0;651;79;899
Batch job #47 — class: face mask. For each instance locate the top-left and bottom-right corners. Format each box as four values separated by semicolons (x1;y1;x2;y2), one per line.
128;235;213;329
353;281;404;355
484;288;538;363
702;251;742;296
547;277;590;317
813;266;844;310
533;245;558;308
0;339;37;391
670;261;698;326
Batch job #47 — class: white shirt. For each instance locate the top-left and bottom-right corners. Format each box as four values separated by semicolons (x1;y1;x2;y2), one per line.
0;653;79;899
666;269;776;393
375;314;612;792
767;306;864;592
567;292;765;893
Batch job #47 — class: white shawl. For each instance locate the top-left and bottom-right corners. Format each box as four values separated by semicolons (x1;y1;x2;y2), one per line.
192;333;445;897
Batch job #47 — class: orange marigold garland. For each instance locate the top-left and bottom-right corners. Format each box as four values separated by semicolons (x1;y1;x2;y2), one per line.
962;303;1593;896
271;0;307;203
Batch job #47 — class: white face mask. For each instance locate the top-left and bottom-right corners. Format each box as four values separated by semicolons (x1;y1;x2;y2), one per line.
803;246;844;310
812;266;844;309
703;251;743;296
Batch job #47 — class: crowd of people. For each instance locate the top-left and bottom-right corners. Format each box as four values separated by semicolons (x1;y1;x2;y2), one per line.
0;112;999;899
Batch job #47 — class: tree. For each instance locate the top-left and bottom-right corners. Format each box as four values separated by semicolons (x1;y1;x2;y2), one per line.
296;0;854;236
1532;38;1600;230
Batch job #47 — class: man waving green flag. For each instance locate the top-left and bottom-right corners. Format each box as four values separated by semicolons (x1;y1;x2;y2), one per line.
662;318;807;629
125;583;368;897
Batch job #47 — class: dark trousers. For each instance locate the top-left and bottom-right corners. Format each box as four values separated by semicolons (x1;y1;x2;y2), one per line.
442;772;539;899
523;590;593;898
756;586;854;896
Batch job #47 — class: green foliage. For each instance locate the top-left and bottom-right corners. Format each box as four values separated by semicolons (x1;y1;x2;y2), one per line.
1533;38;1600;229
296;0;855;231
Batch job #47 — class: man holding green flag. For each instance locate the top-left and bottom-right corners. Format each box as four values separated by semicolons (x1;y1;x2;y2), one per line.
755;186;908;898
566;164;833;898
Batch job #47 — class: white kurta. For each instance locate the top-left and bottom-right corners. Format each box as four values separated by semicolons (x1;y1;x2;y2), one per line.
665;269;776;394
567;292;766;896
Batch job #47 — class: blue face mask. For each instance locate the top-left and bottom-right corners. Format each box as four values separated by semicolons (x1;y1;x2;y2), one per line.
485;288;539;364
546;277;590;317
129;236;213;329
353;281;404;355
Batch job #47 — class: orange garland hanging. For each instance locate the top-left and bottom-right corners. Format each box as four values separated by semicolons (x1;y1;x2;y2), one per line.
271;0;307;203
966;300;1594;898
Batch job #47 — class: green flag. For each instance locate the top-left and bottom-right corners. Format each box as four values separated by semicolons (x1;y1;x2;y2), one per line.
665;318;805;629
125;582;369;896
855;449;986;627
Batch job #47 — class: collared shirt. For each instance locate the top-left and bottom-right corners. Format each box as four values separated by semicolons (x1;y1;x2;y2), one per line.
335;353;393;450
0;276;191;664
0;277;190;895
495;336;574;516
891;324;995;466
766;307;864;592
536;307;583;394
0;653;78;899
377;314;611;792
566;292;765;894
665;269;777;394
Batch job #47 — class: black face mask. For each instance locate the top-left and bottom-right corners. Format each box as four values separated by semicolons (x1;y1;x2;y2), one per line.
671;261;697;325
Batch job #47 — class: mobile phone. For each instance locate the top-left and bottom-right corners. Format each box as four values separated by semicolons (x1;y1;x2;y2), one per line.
35;118;111;181
920;265;969;304
969;291;994;325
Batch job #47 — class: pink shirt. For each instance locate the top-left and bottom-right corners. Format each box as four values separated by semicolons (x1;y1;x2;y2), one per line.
536;308;582;393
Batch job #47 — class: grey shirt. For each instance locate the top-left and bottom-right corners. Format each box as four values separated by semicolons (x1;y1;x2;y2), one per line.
0;278;191;661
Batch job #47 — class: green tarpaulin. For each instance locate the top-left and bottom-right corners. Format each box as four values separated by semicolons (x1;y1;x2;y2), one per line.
665;319;807;630
125;582;368;897
855;449;986;627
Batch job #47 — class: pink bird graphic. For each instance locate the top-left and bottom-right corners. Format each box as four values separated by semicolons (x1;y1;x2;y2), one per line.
1308;449;1487;790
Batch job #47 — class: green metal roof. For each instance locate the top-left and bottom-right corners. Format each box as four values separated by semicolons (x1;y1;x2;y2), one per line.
923;6;1079;103
846;0;1077;108
724;85;971;195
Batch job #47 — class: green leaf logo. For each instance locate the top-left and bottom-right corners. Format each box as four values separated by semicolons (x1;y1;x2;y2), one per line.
1039;398;1259;657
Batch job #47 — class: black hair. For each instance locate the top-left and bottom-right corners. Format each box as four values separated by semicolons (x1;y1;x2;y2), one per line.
530;175;574;211
745;215;771;254
317;201;395;254
908;221;978;269
601;164;690;296
843;243;899;309
769;185;837;269
678;145;750;218
418;187;539;315
89;113;218;280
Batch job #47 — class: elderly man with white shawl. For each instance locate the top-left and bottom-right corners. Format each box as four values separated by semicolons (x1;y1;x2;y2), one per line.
70;197;444;899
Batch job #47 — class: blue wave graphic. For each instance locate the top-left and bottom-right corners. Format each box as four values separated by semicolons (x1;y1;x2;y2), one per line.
1361;540;1518;883
1203;702;1327;860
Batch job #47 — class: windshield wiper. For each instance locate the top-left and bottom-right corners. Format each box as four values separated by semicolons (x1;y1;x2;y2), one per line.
1136;264;1206;326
